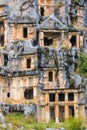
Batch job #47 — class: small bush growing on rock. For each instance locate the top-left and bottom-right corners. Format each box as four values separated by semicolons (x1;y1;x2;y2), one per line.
77;53;87;77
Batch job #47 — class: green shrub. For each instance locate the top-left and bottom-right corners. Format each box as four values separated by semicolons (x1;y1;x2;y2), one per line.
46;120;55;128
33;123;45;130
64;116;83;130
75;0;79;4
69;25;73;30
77;53;87;77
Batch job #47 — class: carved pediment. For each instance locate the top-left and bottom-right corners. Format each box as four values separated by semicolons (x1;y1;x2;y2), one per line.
38;14;67;30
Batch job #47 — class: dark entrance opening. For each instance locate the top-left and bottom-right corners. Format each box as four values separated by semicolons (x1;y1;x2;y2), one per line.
59;106;65;122
23;27;28;38
24;88;33;99
70;36;76;47
0;21;4;46
48;71;53;82
69;105;74;117
7;92;10;98
27;59;31;68
49;106;55;122
74;63;77;71
0;35;4;46
40;7;44;16
4;55;8;66
44;37;53;46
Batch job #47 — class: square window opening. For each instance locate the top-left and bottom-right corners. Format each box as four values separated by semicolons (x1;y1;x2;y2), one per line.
59;93;65;101
24;88;33;99
44;37;53;46
68;93;74;101
49;93;55;102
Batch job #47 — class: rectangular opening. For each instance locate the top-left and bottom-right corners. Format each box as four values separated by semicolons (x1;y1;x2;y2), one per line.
68;93;74;101
0;21;4;46
24;88;33;99
49;106;55;122
4;54;8;66
40;7;44;16
27;59;31;68
74;63;77;71
69;105;74;117
59;106;65;122
48;71;53;82
23;27;28;38
70;35;76;47
44;37;53;46
59;93;65;101
49;93;55;102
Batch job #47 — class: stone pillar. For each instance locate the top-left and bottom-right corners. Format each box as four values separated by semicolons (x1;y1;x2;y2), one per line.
80;35;83;47
40;32;44;46
32;57;35;69
79;105;85;119
45;92;49;122
74;92;78;102
61;32;64;47
74;93;78;117
74;104;78;118
55;105;59;123
0;77;3;101
55;93;59;123
65;92;69;120
65;105;69;120
58;69;65;88
34;87;37;103
53;70;55;82
4;20;8;46
76;34;80;48
65;92;68;102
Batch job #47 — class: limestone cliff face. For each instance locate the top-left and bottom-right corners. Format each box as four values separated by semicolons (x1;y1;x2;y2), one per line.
0;0;87;123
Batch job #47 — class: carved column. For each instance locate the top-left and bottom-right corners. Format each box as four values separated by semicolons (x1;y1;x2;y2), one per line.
45;92;50;121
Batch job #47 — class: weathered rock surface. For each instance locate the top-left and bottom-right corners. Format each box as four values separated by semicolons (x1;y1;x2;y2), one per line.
24;104;37;118
0;113;5;123
8;123;12;129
